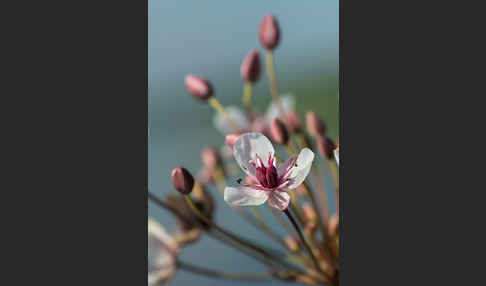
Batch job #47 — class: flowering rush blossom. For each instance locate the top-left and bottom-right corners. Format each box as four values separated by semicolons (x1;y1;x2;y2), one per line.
148;218;179;285
224;133;314;210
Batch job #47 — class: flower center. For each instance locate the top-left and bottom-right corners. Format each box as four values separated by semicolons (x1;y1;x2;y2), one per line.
252;153;279;189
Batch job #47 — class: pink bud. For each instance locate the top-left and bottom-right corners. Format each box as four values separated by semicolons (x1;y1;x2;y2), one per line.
225;133;240;148
197;167;213;185
286;110;301;133
250;117;269;135
240;49;261;82
284;236;299;252
201;147;221;169
305;111;326;137
259;14;280;50
270;118;289;145
171;167;195;195
316;135;336;159
328;215;339;236
184;74;213;101
302;203;316;221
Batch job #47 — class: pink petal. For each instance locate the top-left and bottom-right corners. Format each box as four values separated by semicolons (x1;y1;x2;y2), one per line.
267;191;290;211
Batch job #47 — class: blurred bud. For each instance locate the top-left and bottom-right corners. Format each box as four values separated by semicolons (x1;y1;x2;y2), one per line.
270;118;289;145
250;116;269;136
284;236;299;252
302;203;316;221
285;110;301;133
197;167;213;185
240;49;261;82
329;215;339;236
296;184;306;196
305;221;317;237
225;133;240;148
317;135;336;160
259;14;280;50
171;167;194;195
220;145;234;160
184;74;213;101
305;111;326;137
201;147;221;169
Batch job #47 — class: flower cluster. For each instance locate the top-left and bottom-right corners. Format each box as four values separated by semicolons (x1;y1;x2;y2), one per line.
149;13;339;286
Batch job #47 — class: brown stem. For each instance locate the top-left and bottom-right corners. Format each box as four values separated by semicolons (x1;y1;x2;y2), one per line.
283;209;330;281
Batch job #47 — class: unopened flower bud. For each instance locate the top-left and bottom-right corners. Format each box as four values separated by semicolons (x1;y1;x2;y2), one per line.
329;215;339;236
296;184;307;196
270;118;289;145
240;49;261;82
250;117;269;135
286;110;301;133
284;236;299;252
305;111;326;137
317;135;336;160
225;133;240;148
302;203;316;221
197;167;213;185
171;167;194;195
259;14;280;50
201;147;221;169
184;74;213;101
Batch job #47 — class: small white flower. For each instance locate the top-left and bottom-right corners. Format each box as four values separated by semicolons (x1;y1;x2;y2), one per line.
148;218;178;285
213;105;250;134
212;94;295;135
224;133;314;211
265;94;295;123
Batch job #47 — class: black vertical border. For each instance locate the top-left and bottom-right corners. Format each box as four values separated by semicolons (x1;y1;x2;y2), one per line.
2;0;149;284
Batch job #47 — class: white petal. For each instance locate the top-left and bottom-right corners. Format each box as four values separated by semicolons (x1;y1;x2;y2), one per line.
224;186;269;206
286;148;315;190
148;265;176;285
334;148;339;165
233;133;275;177
277;155;297;177
148;218;177;267
213;105;249;134
265;94;296;123
148;218;177;249
267;191;290;210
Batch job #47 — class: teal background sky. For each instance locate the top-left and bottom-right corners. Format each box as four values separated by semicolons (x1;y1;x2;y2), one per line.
149;1;338;285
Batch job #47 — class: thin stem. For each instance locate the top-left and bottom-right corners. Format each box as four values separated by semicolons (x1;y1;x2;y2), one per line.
243;82;253;108
183;195;301;272
208;97;241;133
265;50;286;122
284;209;331;281
177;260;274;281
212;166;285;247
328;160;339;216
148;191;186;221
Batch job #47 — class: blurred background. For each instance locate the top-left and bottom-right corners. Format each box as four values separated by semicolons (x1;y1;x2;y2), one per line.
149;1;338;285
